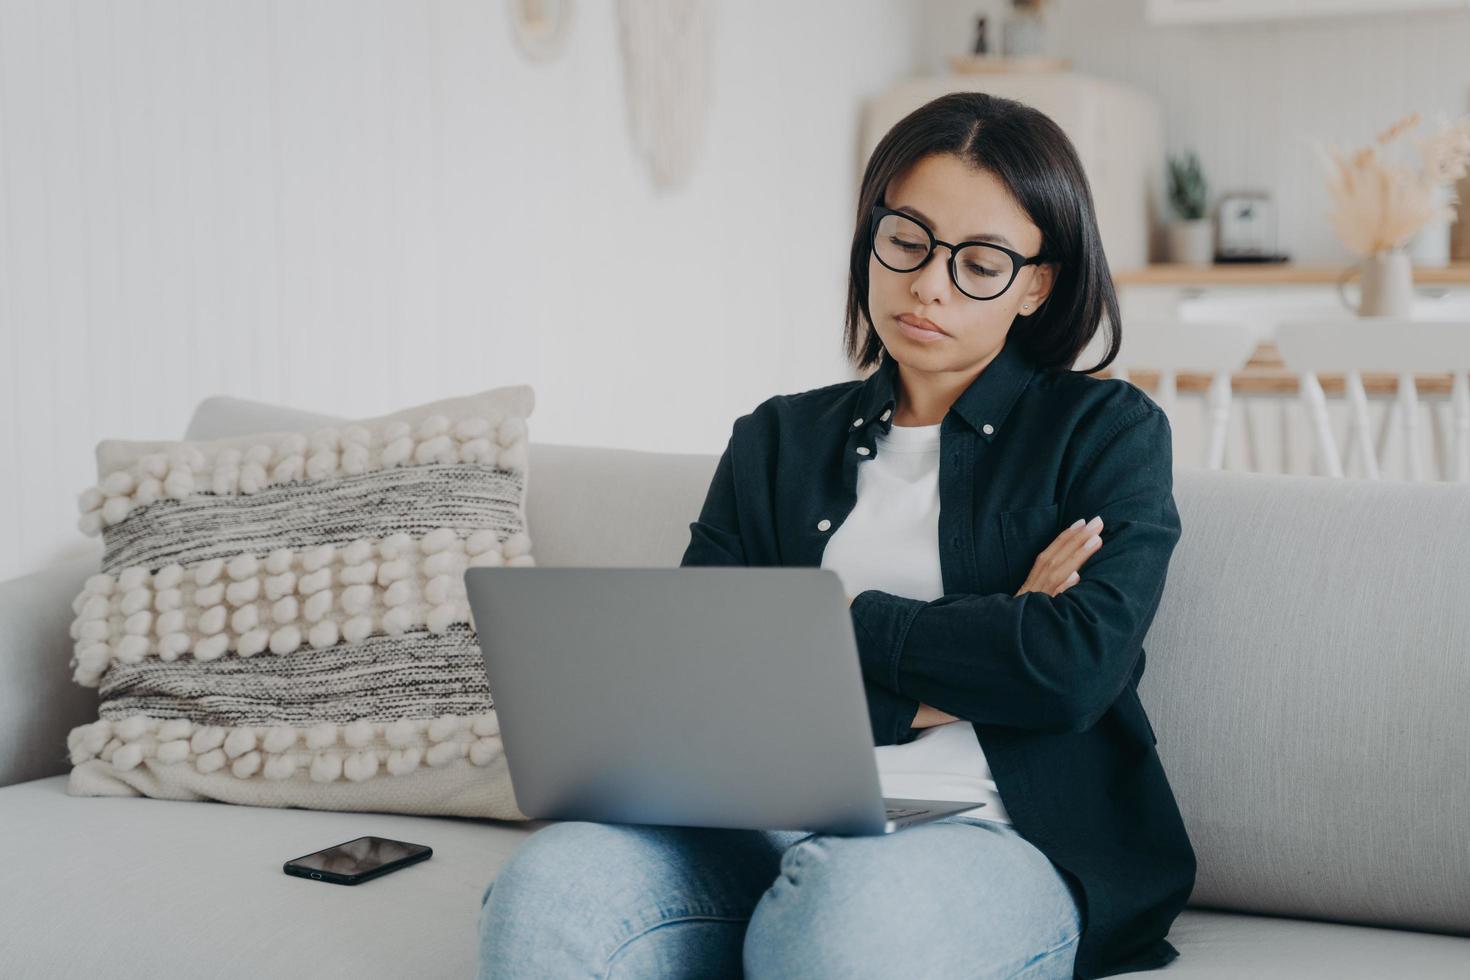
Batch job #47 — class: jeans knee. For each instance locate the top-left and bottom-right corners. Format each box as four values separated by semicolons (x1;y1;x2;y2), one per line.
743;838;878;974
481;821;761;979
743;833;1081;979
482;822;606;914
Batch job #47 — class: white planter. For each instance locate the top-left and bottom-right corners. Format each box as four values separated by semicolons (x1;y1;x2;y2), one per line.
1166;218;1214;266
1406;185;1452;268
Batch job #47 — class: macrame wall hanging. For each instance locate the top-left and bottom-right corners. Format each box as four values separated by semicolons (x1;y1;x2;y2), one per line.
506;0;575;63
615;0;713;193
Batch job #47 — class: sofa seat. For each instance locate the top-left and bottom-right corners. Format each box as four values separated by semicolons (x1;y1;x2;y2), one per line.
0;775;547;978
3;775;1467;979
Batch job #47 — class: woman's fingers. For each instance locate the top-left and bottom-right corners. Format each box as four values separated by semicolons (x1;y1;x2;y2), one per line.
1059;516;1103;564
1038;516;1102;572
1017;515;1104;597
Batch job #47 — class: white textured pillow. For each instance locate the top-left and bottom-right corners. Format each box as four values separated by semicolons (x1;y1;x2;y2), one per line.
63;386;536;819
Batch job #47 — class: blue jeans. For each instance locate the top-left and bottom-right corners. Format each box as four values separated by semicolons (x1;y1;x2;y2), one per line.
477;814;1083;979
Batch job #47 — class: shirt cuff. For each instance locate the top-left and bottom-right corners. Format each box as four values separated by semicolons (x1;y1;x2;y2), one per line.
863;677;923;746
849;588;926;694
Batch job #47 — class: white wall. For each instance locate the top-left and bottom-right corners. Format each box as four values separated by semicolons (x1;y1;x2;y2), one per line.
0;0;918;580
11;0;1470;581
915;0;1470;264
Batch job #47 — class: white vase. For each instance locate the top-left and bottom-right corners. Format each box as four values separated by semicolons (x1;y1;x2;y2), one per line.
1166;218;1214;266
1406;185;1452;268
1339;248;1414;318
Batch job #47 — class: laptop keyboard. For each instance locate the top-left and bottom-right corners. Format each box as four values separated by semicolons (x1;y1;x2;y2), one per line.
885;806;927;819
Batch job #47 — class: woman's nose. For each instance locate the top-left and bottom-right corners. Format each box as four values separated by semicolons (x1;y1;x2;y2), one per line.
912;246;955;302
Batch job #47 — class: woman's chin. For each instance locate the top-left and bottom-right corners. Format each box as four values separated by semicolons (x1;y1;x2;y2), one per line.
883;332;951;361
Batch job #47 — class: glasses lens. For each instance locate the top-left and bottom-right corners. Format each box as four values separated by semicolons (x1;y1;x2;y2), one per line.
874;212;1017;299
952;244;1016;300
873;212;932;272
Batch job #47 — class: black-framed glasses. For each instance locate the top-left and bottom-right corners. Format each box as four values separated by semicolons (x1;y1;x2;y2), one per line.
869;204;1047;301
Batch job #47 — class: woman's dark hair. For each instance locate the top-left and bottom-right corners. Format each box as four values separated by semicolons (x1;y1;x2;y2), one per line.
843;92;1121;375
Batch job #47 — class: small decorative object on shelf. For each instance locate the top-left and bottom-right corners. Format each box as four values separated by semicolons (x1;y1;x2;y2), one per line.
1001;0;1049;58
971;15;989;56
1312;110;1470;316
1215;191;1288;264
1165;150;1214;266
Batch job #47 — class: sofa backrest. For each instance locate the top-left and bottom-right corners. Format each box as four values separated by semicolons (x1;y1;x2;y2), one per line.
178;395;1470;936
1157;467;1469;937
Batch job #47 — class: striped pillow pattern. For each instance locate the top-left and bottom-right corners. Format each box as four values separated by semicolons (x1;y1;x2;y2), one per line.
62;387;536;819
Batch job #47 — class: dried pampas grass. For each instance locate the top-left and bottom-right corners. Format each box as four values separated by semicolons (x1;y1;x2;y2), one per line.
1311;111;1470;258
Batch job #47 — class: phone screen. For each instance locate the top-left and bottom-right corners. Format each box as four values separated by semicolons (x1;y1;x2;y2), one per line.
285;836;432;883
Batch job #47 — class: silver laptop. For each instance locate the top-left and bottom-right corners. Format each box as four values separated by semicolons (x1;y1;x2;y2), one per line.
463;566;985;836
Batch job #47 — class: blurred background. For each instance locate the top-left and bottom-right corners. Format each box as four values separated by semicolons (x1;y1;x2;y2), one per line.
4;0;1470;580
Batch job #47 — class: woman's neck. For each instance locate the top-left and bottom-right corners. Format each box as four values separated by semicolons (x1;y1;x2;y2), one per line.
891;351;998;426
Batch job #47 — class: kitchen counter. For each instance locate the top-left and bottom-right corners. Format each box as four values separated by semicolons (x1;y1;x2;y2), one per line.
1114;262;1470;286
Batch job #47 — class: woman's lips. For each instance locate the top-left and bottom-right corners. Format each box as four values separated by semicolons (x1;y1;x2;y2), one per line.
897;315;947;342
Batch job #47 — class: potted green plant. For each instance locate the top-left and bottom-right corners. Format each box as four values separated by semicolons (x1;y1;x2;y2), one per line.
1166;150;1213;265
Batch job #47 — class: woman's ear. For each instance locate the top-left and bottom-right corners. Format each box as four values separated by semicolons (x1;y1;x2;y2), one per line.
1024;262;1059;312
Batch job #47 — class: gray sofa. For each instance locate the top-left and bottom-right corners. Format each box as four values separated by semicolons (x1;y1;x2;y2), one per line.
2;395;1468;979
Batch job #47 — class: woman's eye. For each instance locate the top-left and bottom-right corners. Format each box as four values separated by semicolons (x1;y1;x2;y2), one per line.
890;238;926;252
966;263;1000;277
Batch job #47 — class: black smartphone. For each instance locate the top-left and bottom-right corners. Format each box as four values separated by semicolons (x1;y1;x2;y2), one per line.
283;835;432;885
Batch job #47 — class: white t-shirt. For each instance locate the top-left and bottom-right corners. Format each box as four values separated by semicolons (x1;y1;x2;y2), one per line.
819;420;1013;826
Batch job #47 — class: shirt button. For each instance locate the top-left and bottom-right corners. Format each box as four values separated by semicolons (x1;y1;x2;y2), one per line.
880;409;892;422
817;519;832;532
856;446;871;456
982;423;994;435
852;418;863;427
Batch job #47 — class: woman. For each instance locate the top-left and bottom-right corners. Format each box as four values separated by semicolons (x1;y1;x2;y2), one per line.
478;92;1195;980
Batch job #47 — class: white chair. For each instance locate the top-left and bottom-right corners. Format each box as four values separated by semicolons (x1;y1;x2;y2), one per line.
1090;319;1259;471
1273;319;1470;483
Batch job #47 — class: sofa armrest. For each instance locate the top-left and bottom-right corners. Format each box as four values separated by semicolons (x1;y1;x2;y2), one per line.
1;556;101;788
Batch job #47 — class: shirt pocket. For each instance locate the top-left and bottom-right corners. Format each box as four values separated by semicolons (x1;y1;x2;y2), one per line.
998;502;1061;587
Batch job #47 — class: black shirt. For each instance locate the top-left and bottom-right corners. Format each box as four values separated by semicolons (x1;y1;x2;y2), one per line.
679;329;1196;979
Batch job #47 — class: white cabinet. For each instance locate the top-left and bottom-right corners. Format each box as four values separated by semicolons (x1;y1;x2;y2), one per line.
860;73;1162;272
1121;281;1470;341
1145;0;1470;24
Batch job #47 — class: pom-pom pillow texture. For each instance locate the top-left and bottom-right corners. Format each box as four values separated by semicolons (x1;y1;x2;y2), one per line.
63;386;536;820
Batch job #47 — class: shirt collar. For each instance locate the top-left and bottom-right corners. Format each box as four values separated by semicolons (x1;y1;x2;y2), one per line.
851;330;1039;441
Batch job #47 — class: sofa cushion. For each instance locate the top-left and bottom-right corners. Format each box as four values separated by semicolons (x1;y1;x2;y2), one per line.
3;775;1468;978
63;387;539;820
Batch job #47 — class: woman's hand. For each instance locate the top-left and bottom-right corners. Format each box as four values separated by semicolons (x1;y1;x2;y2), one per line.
911;703;960;728
1015;515;1104;597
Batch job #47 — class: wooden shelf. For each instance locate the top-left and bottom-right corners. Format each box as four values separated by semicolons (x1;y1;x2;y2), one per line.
1114;262;1470;287
946;55;1073;74
1092;339;1458;396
